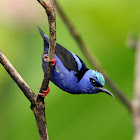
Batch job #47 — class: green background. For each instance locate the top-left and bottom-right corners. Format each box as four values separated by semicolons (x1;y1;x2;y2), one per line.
0;0;139;139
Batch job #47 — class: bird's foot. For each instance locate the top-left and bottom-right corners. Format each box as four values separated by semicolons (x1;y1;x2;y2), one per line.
44;54;56;65
38;86;50;97
49;58;56;66
44;54;49;61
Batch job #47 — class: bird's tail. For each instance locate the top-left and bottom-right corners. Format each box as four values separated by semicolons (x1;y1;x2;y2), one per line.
38;26;49;41
38;26;49;50
38;26;44;37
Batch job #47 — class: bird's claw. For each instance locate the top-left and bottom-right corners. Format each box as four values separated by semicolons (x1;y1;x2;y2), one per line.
44;54;48;61
49;58;56;66
38;86;50;97
44;54;56;65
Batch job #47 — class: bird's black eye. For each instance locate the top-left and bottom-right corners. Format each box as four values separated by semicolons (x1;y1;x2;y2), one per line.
90;78;103;87
90;78;96;86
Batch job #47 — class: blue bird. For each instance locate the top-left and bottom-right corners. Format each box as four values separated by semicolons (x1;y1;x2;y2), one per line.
38;27;114;98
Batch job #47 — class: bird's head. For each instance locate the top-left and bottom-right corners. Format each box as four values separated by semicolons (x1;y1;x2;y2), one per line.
81;70;114;98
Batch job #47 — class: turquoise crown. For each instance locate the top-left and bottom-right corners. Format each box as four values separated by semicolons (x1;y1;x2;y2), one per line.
93;71;105;86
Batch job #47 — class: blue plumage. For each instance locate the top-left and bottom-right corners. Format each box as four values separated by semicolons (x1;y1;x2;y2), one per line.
38;27;114;98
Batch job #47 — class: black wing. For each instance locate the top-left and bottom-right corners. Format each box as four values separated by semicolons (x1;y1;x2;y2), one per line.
44;39;79;72
39;27;89;81
45;41;89;82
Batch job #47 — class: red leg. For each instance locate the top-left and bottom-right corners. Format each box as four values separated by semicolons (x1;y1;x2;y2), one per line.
49;58;56;66
38;86;50;97
44;54;56;66
44;54;48;62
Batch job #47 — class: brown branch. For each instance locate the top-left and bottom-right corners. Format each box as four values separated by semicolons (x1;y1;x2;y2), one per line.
35;0;56;139
0;0;56;140
0;50;48;140
31;101;48;140
132;35;140;140
0;50;36;104
37;0;56;101
55;1;132;112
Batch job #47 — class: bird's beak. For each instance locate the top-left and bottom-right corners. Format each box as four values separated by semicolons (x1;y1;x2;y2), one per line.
98;87;114;98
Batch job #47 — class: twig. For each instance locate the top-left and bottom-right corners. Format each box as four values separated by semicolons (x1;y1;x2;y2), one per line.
37;0;56;102
35;0;56;139
132;35;140;140
0;50;36;104
0;50;48;140
55;0;132;112
0;0;56;139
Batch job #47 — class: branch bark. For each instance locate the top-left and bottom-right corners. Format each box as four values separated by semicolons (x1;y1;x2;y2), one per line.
37;0;56;102
55;0;132;112
0;50;36;104
0;50;49;140
132;35;140;140
34;0;56;139
0;0;56;140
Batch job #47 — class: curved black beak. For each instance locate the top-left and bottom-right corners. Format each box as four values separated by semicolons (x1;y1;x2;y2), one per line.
98;87;114;98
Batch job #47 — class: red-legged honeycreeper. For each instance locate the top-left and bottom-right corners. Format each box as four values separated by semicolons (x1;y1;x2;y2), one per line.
38;27;114;98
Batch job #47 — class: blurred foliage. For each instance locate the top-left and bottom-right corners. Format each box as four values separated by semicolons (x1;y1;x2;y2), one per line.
1;0;140;139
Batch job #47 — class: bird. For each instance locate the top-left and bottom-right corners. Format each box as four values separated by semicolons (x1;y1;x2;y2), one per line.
38;27;114;98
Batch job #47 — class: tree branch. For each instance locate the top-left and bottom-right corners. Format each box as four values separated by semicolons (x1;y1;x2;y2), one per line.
0;0;56;140
55;0;132;112
132;35;140;140
0;50;36;104
0;50;49;140
37;0;56;102
33;0;56;139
